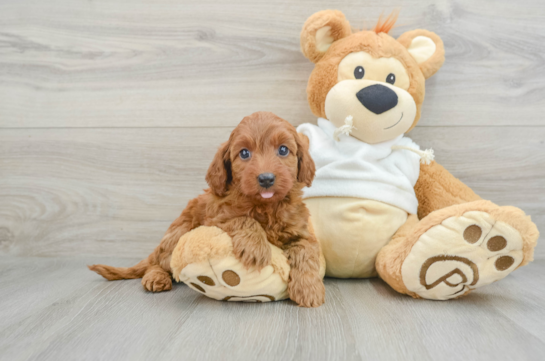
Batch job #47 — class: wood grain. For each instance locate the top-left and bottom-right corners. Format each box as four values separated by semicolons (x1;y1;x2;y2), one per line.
0;0;544;128
1;126;543;258
1;255;544;361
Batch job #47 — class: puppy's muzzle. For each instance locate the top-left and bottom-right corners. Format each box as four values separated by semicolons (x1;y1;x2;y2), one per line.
258;173;275;188
356;84;398;114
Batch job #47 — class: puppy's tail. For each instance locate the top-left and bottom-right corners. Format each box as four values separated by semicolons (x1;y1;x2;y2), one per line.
88;259;148;280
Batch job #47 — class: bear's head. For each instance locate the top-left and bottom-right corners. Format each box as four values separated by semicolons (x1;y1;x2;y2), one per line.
301;10;445;144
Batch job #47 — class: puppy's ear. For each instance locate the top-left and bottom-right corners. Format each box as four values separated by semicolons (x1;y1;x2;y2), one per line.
296;132;315;187
397;29;445;79
206;141;232;197
300;10;352;63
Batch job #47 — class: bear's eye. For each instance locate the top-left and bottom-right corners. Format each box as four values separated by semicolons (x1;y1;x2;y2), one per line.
278;145;289;157
239;149;251;160
386;73;396;85
354;66;365;79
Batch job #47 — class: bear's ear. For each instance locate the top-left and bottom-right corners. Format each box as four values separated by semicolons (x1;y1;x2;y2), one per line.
300;10;352;63
397;29;445;79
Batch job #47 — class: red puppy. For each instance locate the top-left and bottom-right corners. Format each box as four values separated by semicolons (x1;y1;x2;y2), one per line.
89;111;325;307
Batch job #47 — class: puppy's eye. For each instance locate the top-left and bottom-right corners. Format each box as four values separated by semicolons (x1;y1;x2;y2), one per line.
239;149;251;160
386;73;395;85
278;145;289;157
354;66;365;79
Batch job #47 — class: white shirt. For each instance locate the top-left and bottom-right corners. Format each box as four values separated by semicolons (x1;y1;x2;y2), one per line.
297;118;422;214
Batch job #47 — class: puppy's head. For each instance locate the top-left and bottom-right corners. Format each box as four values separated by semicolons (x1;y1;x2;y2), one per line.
206;111;315;202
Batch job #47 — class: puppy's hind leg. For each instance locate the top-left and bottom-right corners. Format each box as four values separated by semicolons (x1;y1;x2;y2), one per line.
89;250;173;292
142;265;172;292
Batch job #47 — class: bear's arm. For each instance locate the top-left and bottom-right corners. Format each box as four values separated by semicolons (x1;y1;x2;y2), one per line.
414;161;481;220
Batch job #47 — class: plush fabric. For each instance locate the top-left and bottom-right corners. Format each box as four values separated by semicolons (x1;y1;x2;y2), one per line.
376;200;539;299
298;118;421;214
397;30;445;82
171;226;326;302
322;80;418;144
305;197;408;278
171;226;290;302
300;9;352;63
297;9;539;300
415;161;481;219
303;31;428;131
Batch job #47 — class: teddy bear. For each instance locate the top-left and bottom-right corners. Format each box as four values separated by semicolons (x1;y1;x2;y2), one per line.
170;10;539;302
295;9;538;300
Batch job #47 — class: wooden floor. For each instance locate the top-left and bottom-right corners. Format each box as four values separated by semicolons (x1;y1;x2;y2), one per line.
1;0;544;360
1;256;545;361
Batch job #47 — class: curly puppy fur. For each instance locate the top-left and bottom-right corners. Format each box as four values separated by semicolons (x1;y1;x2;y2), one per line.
89;111;325;308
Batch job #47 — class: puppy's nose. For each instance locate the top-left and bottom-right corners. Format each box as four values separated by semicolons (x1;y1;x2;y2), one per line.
258;173;275;188
356;84;398;114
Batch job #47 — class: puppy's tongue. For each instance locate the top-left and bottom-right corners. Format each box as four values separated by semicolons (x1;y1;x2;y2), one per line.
260;191;274;199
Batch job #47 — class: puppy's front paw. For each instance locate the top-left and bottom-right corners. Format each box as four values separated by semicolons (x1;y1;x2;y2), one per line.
288;274;325;308
232;236;272;270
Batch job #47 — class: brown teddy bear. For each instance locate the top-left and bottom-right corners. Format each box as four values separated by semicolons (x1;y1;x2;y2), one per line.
296;10;539;299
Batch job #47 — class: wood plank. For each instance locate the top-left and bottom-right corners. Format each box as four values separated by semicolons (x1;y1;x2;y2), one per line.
0;256;544;361
0;126;543;258
0;127;231;258
337;260;545;360
0;0;544;128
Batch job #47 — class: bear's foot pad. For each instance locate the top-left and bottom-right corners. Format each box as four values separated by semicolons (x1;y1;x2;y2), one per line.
401;211;526;300
180;254;288;302
171;225;326;303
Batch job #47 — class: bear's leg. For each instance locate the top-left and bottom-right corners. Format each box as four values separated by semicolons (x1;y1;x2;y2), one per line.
376;200;538;300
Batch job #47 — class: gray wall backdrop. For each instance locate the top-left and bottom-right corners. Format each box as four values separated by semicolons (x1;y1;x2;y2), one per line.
1;0;544;259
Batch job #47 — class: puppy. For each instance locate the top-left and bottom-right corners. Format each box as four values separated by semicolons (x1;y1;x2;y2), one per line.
89;111;325;307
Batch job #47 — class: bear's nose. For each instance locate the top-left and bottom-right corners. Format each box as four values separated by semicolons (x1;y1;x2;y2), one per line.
356;84;398;114
258;173;275;188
